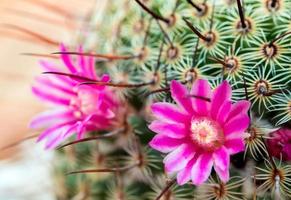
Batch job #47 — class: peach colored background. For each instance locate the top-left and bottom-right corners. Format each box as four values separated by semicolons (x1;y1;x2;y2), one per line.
0;0;95;159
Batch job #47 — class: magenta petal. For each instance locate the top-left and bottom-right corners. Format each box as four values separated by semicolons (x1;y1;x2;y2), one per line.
227;100;251;122
30;109;74;129
177;158;197;185
32;86;71;106
76;121;86;139
151;102;189;123
45;125;73;149
164;144;195;172
63;123;78;138
87;55;97;79
149;121;188;139
170;80;193;113
78;46;86;73
214;164;229;183
224;114;250;140
37;121;75;142
216;101;232;125
213;147;229;171
224;138;245;155
39;60;59;72
60;44;77;73
39;61;75;87
45;134;63;149
149;134;183;153
211;81;231;119
35;77;76;96
191;153;213;185
213;148;230;183
191;79;211;116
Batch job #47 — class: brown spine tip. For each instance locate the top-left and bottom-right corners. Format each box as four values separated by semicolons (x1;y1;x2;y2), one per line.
182;17;209;41
186;0;203;12
236;0;246;29
134;0;170;24
52;51;138;61
155;179;176;200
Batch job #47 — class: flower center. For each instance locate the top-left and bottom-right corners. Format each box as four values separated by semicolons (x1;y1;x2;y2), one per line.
71;89;101;118
190;117;224;151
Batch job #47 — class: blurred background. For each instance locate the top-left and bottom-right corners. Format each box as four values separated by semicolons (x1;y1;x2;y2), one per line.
0;0;96;199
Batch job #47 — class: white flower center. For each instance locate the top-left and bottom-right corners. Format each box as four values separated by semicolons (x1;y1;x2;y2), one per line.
70;89;100;118
190;117;224;150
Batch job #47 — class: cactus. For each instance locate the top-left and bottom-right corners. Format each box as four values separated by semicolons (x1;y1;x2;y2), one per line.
4;0;290;199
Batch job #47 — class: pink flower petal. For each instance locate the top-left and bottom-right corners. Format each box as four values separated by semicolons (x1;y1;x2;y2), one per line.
76;121;86;139
45;125;74;149
78;46;86;73
191;153;213;185
39;61;75;87
224;138;245;155
170;80;193;113
149;134;184;153
149;120;188;139
32;86;71;106
211;81;231;119
216;101;232;125
191;79;212;116
87;55;97;79
39;60;61;74
29;109;74;129
37;121;75;142
214;164;229;183
224;114;250;140
177;157;197;185
35;77;76;96
45;134;63;149
89;114;112;129
213;147;229;171
282;143;291;160
164;144;195;172
63;123;78;138
227;100;250;122
213;148;230;183
60;44;77;73
101;74;110;82
151;102;190;123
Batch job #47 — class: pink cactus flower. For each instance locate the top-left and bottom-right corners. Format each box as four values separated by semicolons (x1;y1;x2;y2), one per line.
267;128;291;161
148;79;250;185
30;44;122;149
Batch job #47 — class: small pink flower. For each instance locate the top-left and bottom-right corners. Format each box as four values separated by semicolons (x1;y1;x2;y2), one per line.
148;79;250;185
267;128;291;161
30;44;122;149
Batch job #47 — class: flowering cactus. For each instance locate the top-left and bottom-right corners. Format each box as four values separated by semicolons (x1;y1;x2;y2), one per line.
149;80;250;185
30;45;123;149
5;0;289;199
267;128;291;161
